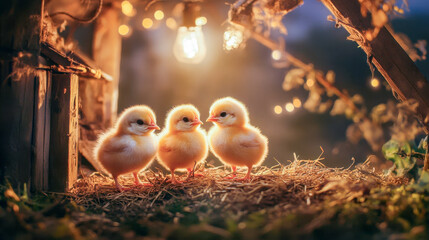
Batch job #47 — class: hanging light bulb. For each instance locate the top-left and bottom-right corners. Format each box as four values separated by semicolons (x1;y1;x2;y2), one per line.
223;24;247;51
173;2;206;64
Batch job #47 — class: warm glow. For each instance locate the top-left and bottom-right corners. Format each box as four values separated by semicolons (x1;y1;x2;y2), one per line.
292;97;302;108
154;10;164;20
121;1;134;17
223;26;245;51
271;50;282;60
166;17;177;29
142;18;154;29
173;26;206;64
306;78;315;88
274;105;283;114
118;24;130;36
370;78;380;88
285;102;295;112
195;16;207;26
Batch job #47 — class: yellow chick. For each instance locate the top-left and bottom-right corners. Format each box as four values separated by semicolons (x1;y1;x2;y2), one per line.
207;97;268;180
94;105;160;191
157;105;208;184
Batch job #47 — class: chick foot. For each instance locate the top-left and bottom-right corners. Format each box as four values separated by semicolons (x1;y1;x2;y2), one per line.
224;166;237;179
235;167;252;181
166;171;182;184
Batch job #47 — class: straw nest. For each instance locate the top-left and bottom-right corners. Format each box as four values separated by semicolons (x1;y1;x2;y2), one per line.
70;156;407;224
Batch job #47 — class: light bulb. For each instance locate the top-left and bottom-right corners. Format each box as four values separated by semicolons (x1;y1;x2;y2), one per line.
173;26;206;64
223;25;246;51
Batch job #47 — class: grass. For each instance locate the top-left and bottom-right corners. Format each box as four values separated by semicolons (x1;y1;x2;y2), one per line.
1;157;428;240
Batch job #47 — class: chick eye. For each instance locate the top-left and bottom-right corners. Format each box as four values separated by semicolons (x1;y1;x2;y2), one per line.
183;117;189;122
220;112;227;117
136;119;144;125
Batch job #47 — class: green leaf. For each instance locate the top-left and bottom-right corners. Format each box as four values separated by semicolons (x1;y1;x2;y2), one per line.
382;140;416;176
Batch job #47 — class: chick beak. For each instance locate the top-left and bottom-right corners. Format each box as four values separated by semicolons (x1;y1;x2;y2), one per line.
206;116;219;122
191;119;203;126
147;124;160;130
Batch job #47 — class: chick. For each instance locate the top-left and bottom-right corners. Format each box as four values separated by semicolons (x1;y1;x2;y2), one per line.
207;97;268;180
94;105;160;191
157;105;208;184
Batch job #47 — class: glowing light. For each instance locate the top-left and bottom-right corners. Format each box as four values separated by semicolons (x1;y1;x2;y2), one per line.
195;16;207;26
142;18;154;29
271;50;282;60
274;105;283;114
285;102;295;112
223;25;245;51
154;10;164;20
118;24;130;36
173;26;206;64
306;78;315;88
370;78;380;88
121;1;135;17
166;17;177;29
292;97;302;108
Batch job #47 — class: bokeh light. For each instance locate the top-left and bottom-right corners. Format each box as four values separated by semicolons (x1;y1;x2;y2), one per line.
142;18;154;29
118;24;130;36
223;26;245;51
306;78;315;88
285;102;295;112
271;50;282;60
274;105;283;114
292;97;302;108
121;1;134;17
195;16;207;26
154;10;164;20
370;78;380;88
166;17;177;29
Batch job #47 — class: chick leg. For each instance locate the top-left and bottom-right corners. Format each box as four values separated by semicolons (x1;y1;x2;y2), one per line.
133;172;153;187
186;168;204;178
167;170;182;184
113;176;124;192
224;166;237;179
237;166;252;181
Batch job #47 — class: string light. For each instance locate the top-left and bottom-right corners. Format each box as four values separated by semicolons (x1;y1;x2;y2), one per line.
271;50;282;60
173;2;206;64
274;105;283;114
154;10;164;20
118;24;131;36
223;25;246;51
142;18;154;29
285;102;295;112
195;16;207;26
166;17;177;29
292;97;302;108
121;1;135;17
370;78;380;88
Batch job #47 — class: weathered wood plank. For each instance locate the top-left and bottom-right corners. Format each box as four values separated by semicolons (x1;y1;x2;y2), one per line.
32;70;51;191
321;0;429;131
49;73;79;192
0;58;36;189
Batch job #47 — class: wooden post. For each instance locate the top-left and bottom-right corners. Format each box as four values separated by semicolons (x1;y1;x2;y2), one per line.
321;0;429;132
32;71;51;191
0;0;42;190
49;73;79;192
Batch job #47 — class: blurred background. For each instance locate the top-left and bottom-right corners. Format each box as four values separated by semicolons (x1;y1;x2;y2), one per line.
80;0;429;168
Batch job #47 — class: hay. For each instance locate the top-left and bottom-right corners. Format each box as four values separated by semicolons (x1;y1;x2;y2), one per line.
70;156;407;223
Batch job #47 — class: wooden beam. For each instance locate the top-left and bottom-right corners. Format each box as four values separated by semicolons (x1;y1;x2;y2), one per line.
49;73;78;192
321;0;429;132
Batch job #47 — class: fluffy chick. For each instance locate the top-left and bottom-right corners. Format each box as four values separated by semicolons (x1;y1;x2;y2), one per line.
94;105;160;191
157;105;208;184
207;97;268;180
